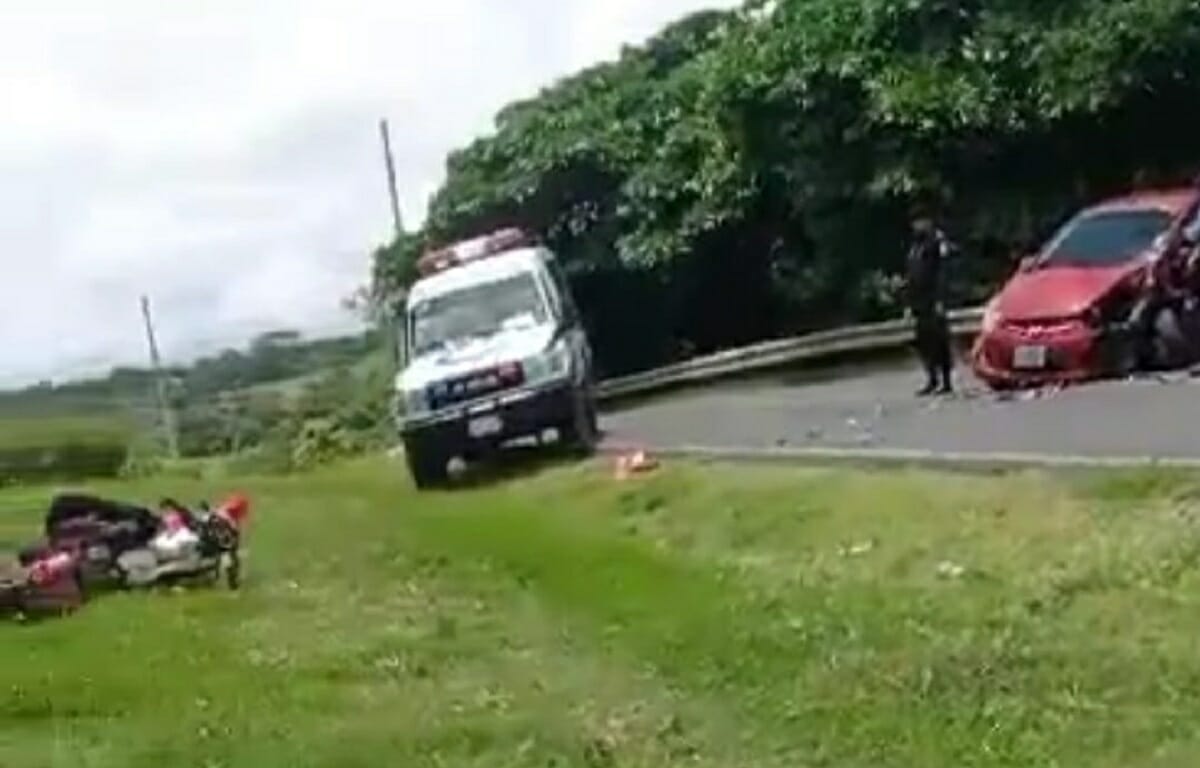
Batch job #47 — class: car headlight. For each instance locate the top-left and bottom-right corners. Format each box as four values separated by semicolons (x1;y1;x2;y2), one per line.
981;303;1001;334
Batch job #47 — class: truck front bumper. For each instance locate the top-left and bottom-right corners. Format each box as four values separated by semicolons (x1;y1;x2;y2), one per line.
400;380;577;455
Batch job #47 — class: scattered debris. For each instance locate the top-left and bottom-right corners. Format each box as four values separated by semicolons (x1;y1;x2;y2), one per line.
839;540;877;558
583;736;617;768
613;450;659;480
844;416;878;447
1152;371;1190;385
854;430;878;447
991;383;1066;404
936;560;967;580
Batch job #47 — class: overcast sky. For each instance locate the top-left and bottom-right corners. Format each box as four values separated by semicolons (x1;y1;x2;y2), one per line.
0;0;738;386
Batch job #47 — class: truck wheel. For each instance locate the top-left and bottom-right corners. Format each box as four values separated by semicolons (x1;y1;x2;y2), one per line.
405;440;449;490
561;389;598;455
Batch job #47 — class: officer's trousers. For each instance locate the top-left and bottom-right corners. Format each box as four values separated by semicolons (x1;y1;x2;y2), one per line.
913;308;952;385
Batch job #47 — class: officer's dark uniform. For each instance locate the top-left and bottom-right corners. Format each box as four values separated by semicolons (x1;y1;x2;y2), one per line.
905;224;954;395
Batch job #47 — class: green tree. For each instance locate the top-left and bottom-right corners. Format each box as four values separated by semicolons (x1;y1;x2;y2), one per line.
372;0;1200;377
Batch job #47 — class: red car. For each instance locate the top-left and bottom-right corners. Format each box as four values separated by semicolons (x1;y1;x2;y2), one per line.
972;187;1200;389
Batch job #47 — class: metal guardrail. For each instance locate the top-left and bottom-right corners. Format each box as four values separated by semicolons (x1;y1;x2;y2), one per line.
595;307;985;403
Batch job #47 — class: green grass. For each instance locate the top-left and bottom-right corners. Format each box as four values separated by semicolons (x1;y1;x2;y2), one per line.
4;457;1200;767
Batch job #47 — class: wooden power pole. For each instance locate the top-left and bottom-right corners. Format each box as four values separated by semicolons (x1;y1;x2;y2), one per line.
379;118;405;369
379;119;404;239
140;295;179;459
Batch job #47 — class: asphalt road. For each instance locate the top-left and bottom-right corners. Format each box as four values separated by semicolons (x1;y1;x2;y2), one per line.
601;362;1200;461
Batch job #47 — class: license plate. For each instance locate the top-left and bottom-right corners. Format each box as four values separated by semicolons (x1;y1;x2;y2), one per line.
1013;345;1047;370
468;415;503;438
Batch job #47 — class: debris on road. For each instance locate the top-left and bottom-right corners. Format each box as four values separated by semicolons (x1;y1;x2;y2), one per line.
991;383;1066;404
844;416;878;447
1151;371;1191;385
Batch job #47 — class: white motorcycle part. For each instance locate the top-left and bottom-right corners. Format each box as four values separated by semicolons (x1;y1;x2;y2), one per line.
151;527;201;562
117;549;159;587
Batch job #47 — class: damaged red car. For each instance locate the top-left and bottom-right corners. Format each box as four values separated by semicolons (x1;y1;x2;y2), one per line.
972;187;1200;389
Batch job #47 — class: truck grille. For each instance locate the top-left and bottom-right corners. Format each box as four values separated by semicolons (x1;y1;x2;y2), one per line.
428;363;525;410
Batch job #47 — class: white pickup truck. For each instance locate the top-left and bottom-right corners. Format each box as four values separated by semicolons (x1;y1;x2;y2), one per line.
394;229;598;488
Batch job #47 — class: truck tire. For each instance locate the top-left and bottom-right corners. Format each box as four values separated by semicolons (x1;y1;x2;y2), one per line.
404;439;449;490
560;388;598;455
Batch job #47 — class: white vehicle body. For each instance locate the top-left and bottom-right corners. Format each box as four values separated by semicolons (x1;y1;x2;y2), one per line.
395;239;596;487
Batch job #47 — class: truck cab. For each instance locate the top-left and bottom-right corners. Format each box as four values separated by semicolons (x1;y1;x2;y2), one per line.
394;228;597;488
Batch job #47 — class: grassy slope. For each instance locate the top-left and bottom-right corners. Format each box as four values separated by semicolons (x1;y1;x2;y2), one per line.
3;459;1200;767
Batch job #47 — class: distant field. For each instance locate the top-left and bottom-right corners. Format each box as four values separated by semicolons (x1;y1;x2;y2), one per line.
4;457;1200;767
0;415;131;448
0;415;133;484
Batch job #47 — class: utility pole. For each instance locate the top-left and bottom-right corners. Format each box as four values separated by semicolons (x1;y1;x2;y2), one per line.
140;295;179;459
379;118;405;370
379;118;404;239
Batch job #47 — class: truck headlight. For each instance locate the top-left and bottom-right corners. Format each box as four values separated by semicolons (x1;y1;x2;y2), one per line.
546;338;572;379
525;339;572;385
399;389;429;419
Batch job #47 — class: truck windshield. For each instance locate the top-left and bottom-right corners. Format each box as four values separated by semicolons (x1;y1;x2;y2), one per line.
409;273;548;357
1042;209;1173;267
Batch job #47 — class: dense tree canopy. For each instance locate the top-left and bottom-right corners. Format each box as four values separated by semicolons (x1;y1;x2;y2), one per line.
373;0;1200;377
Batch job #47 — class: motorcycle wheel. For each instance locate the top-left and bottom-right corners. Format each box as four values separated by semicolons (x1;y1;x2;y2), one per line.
225;552;241;591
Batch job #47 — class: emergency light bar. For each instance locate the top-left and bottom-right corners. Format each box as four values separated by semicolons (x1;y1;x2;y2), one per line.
417;228;534;276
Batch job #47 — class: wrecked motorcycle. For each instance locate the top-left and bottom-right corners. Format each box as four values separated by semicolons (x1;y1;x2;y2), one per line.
42;493;251;592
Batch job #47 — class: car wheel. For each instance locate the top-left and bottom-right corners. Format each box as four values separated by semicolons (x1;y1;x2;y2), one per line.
1154;307;1187;369
1104;327;1140;377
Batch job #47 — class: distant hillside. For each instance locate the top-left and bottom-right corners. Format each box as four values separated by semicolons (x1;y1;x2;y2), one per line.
0;329;383;418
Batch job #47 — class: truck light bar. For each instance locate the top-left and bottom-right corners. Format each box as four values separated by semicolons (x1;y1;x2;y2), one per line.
417;228;534;276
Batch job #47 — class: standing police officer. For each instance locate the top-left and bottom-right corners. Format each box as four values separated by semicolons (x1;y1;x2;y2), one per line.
905;205;955;396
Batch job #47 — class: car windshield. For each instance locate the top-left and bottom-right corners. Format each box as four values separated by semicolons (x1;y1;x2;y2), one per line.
409;273;547;357
1040;209;1174;267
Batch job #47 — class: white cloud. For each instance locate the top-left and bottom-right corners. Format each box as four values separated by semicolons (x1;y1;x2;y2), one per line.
0;0;740;386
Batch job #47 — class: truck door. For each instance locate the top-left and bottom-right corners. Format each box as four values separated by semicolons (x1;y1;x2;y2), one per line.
543;254;593;386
